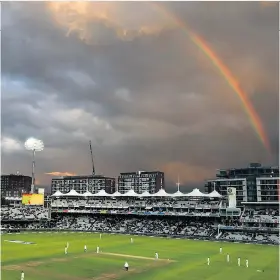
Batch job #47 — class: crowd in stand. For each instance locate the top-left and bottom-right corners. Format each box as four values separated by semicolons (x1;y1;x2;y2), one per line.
1;206;49;221
51;198;221;209
1;205;279;245
241;209;279;223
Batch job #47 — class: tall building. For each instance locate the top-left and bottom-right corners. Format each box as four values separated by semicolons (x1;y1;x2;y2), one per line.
1;173;32;197
118;171;165;194
205;163;279;205
51;175;116;195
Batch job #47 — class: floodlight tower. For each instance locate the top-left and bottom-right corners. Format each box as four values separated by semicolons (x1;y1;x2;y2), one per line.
24;137;44;194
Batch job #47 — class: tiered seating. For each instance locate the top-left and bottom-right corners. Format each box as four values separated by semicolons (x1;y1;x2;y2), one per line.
1;206;49;221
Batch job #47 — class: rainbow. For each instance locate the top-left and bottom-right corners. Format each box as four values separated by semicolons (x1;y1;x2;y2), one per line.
152;3;271;153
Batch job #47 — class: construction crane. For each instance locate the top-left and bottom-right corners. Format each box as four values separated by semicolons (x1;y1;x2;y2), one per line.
89;140;95;176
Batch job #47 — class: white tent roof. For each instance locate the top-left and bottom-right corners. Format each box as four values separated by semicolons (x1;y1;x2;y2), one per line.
63;189;83;196
93;189;111;196
139;191;151;197
111;191;122;197
122;189;139;197
171;190;185;197
207;190;222;198
82;191;95;197
185;188;208;197
152;188;169;197
51;190;63;197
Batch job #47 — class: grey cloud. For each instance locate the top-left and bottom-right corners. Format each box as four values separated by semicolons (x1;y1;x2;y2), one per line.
1;2;278;189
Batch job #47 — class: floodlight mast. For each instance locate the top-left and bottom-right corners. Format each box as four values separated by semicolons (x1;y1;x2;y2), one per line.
24;138;44;194
31;149;36;193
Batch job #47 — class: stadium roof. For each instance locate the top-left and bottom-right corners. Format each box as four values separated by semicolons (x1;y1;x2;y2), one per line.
51;188;220;198
122;189;139;197
63;189;83;196
184;188;208;197
139;191;151;197
51;190;63;197
207;190;222;198
111;191;122;197
82;191;95;197
152;188;169;197
93;189;112;197
171;190;185;197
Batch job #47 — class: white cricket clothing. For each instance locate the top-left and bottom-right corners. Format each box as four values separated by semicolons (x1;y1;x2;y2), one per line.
100;234;102;239
220;247;222;253
21;272;25;280
155;253;159;259
238;258;240;266
97;246;100;253
207;258;210;265
131;238;133;243
227;254;230;262
65;247;68;254
124;262;129;268
246;260;249;267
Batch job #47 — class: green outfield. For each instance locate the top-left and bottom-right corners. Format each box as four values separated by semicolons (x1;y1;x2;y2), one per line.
1;232;278;280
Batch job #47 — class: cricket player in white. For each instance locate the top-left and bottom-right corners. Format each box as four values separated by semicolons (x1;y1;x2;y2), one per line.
226;254;230;262
21;271;24;280
100;233;102;239
130;238;133;244
124;262;129;271
96;246;100;253
238;257;240;266
219;247;222;253
207;258;210;266
65;246;68;255
245;259;249;268
155;252;159;259
84;245;87;252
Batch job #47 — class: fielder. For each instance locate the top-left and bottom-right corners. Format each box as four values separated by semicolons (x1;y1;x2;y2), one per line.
84;245;87;252
96;246;100;254
64;246;68;255
155;252;159;260
130;237;133;244
246;259;249;268
207;258;210;266
21;271;25;280
219;247;222;253
238;257;240;267
124;262;129;271
226;254;230;263
100;233;102;239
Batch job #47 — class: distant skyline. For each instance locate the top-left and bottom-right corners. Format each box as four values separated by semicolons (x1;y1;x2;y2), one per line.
1;2;279;191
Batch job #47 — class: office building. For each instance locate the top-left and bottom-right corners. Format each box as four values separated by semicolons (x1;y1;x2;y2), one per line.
205;163;279;205
51;175;116;195
118;171;165;194
1;173;32;197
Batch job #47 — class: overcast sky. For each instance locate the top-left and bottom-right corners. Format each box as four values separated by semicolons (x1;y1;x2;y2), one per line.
1;2;279;191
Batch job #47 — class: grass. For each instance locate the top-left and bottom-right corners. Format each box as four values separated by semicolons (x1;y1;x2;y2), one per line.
1;232;279;280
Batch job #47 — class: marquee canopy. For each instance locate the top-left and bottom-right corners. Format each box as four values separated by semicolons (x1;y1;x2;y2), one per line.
51;188;222;198
171;190;185;197
184;188;208;197
206;190;223;198
122;189;139;197
51;190;63;197
152;188;170;197
62;189;83;196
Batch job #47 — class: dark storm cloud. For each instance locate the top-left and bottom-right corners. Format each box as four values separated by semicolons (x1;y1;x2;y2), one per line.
1;2;278;190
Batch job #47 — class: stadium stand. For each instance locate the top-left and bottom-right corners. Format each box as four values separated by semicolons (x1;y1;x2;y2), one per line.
1;196;279;245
